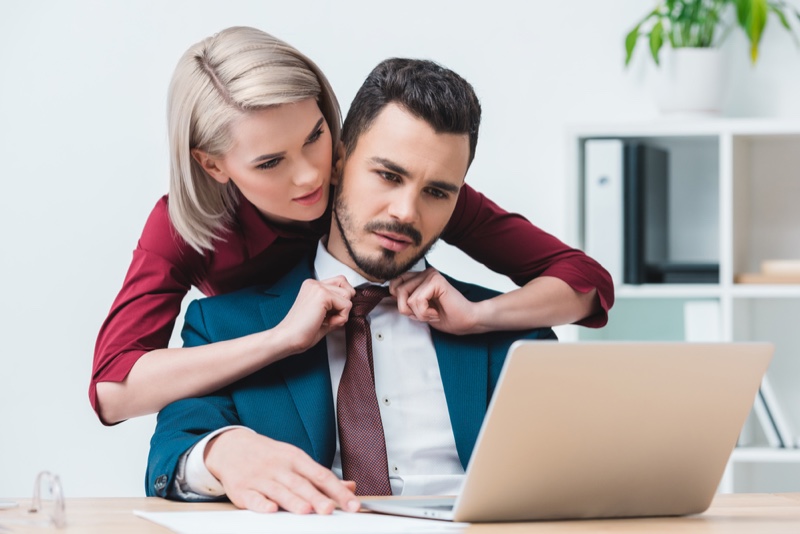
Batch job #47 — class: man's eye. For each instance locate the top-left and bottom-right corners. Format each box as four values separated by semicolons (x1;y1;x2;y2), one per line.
257;158;282;170
379;172;401;183
425;188;447;199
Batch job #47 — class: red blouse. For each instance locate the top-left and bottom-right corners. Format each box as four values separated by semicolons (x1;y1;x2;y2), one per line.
90;184;613;415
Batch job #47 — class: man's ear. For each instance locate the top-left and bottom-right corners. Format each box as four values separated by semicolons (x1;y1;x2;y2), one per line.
331;142;346;186
191;149;230;185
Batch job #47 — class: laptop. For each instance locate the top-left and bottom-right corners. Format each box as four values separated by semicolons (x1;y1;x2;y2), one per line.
361;341;773;522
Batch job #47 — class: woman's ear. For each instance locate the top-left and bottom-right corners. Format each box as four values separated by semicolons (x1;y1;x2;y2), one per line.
331;142;346;186
191;149;230;184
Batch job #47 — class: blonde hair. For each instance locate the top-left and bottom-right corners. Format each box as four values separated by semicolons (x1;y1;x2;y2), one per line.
167;26;341;252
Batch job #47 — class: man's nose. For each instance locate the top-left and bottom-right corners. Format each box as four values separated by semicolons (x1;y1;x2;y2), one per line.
387;188;419;223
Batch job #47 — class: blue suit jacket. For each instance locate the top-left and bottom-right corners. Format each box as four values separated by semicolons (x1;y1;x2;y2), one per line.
146;255;556;498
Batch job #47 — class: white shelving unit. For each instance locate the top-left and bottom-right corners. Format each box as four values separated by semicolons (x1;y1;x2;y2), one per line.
566;119;800;493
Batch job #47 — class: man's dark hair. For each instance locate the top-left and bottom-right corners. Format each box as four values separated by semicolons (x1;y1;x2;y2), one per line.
341;58;482;166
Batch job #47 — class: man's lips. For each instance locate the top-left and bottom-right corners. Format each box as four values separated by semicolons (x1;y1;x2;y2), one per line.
374;231;413;252
293;187;323;206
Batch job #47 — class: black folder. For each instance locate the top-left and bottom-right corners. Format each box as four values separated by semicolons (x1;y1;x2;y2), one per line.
623;143;669;284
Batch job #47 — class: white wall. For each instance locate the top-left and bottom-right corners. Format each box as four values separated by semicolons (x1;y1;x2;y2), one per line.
1;0;798;497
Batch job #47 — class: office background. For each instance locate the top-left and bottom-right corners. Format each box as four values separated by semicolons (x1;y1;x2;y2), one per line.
1;0;799;497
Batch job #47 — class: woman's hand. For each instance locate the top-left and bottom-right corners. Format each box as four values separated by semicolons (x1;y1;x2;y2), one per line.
275;276;356;353
390;268;480;335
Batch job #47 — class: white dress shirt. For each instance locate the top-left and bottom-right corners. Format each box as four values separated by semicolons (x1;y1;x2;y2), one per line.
177;241;465;497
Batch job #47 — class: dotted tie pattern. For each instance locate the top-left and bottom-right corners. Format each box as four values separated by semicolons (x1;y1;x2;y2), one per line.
337;284;392;496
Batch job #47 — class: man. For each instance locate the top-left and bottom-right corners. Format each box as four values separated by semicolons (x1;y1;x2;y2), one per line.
146;58;556;514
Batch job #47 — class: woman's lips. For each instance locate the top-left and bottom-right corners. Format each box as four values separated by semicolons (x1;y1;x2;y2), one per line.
293;187;323;206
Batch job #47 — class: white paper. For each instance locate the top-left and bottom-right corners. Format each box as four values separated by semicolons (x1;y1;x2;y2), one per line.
683;300;721;342
134;509;466;534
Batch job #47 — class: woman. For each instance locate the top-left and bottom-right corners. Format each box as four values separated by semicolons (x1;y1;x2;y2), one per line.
92;26;613;425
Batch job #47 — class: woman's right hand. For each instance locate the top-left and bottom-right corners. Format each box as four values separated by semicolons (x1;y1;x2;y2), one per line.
275;276;355;353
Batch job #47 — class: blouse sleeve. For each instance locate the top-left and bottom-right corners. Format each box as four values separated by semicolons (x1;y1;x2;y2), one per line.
90;196;205;418
441;184;614;328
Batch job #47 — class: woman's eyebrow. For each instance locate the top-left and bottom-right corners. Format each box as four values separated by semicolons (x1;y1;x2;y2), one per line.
250;118;325;164
306;117;325;138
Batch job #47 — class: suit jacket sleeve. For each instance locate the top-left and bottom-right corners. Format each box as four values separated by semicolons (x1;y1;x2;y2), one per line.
145;300;242;500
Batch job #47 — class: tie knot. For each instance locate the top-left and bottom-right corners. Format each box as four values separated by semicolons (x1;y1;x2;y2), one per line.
351;284;390;317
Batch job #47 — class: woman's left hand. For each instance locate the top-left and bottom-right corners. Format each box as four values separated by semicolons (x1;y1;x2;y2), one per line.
389;267;480;335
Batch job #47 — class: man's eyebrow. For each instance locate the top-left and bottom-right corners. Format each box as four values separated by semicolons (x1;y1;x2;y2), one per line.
427;180;461;194
250;117;325;164
370;157;409;177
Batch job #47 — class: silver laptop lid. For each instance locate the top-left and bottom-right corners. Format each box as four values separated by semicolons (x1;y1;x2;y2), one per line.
453;341;772;522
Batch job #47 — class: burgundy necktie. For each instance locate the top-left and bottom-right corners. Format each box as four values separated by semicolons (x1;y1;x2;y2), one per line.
337;284;392;496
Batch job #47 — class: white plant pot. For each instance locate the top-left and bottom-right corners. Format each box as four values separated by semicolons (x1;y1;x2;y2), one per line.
655;48;725;116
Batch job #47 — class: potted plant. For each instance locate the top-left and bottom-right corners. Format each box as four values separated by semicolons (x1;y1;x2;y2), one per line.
624;0;800;114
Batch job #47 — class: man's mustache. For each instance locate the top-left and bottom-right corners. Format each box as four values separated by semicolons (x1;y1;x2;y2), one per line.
364;221;422;246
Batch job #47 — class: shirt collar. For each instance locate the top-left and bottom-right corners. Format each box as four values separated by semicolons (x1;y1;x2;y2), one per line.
313;240;426;287
237;190;329;258
238;194;279;257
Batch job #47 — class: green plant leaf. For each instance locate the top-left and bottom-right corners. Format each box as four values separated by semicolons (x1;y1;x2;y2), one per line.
650;21;665;65
735;0;749;27
625;24;641;66
769;4;792;31
748;0;769;63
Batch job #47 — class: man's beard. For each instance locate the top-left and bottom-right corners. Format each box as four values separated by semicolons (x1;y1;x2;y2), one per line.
332;188;440;281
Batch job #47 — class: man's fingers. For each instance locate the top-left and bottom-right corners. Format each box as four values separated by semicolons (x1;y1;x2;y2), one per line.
276;472;338;515
254;479;314;515
232;489;279;513
296;462;361;512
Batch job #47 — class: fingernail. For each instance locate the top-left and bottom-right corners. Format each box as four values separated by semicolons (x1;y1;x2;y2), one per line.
347;499;361;512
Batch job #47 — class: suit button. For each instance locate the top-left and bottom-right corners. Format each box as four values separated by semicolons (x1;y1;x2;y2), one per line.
154;475;168;491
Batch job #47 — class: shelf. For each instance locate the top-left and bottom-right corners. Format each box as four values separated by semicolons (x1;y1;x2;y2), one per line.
568;119;800;138
616;284;800;299
569;119;800;492
731;448;800;462
616;284;722;299
732;285;800;298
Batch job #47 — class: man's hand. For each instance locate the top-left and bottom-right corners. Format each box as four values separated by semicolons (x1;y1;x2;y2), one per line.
204;429;360;514
390;267;481;335
274;276;355;353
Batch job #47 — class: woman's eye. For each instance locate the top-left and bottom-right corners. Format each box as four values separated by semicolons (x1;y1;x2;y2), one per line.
257;157;282;170
306;128;324;144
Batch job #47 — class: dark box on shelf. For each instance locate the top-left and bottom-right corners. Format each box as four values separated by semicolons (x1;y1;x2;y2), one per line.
644;262;720;284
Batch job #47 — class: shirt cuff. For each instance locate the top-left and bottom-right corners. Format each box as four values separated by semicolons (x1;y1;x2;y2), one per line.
175;426;256;498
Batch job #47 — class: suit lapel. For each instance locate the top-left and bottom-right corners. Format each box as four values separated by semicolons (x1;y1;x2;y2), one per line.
431;329;489;471
257;256;337;466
